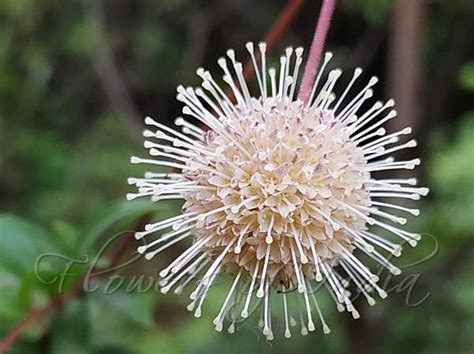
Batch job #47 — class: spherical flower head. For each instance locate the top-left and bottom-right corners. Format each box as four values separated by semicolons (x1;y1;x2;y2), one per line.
128;43;428;339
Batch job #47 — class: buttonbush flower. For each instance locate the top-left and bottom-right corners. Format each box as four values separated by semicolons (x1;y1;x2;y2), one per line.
127;43;428;339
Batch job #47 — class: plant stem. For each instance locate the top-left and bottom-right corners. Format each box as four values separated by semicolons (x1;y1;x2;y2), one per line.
242;0;306;81
298;0;336;103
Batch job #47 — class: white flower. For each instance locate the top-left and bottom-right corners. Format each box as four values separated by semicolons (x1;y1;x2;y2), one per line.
127;42;428;339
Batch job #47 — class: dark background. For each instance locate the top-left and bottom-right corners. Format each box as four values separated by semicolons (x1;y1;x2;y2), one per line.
0;0;473;353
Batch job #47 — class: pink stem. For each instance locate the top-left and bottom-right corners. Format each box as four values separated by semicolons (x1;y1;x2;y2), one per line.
298;0;336;103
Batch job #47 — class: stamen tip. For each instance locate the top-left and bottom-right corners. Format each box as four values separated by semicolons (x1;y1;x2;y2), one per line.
144;116;156;125
420;187;429;196
182;106;192;115
391;267;402;275
145;252;155;261
369;76;379;85
324;52;333;61
126;193;136;201
217;57;226;67
226;49;235;59
408;239;418;247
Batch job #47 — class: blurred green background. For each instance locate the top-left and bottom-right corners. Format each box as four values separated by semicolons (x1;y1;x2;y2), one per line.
0;0;473;353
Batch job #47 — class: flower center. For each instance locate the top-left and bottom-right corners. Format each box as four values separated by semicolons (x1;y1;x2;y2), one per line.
182;99;371;284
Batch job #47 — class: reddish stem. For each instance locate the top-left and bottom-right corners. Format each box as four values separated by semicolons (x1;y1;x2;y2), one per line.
242;0;306;80
298;0;336;103
219;0;306;114
0;280;83;353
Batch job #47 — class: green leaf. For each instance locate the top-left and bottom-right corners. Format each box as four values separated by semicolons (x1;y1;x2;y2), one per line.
91;288;155;327
0;215;57;275
50;297;92;354
51;220;80;254
0;215;84;318
79;199;177;254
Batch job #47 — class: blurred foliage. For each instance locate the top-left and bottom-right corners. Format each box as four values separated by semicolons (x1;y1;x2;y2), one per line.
0;0;473;353
459;62;474;92
341;0;393;25
425;116;474;240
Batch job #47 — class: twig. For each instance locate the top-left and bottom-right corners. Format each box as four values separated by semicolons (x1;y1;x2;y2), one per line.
219;0;308;121
0;282;82;353
298;0;336;103
242;0;307;81
0;217;150;353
